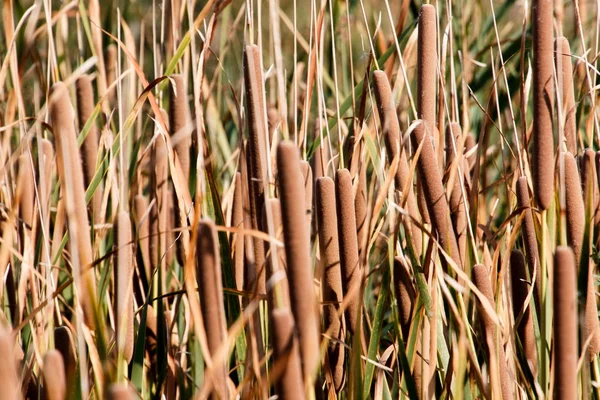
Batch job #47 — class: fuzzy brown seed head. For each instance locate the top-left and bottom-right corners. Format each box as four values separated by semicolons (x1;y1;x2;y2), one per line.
270;308;305;399
393;257;414;340
564;152;585;264
0;328;19;400
555;37;577;154
43;350;66;400
553;246;578;399
168;74;191;182
277;141;319;380
417;4;437;126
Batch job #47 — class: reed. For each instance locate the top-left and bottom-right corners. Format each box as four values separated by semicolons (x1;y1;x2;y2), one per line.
75;75;101;224
445;122;468;262
277;141;320;380
264;198;289;307
564;151;585;263
244;44;269;295
372;70;423;257
42;350;66;400
335;168;361;335
553;247;578;399
49;82;97;328
509;249;537;377
532;0;555;210
195;219;229;399
316;176;345;392
232;172;245;293
113;211;134;362
472;264;513;400
555;37;577;154
150;133;169;282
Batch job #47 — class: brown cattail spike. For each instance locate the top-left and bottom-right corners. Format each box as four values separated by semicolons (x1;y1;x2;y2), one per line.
372;70;423;257
393;257;415;339
532;0;555;210
168;74;191;182
417;4;437;126
270;308;305;399
553;247;578;399
231;172;245;293
196;219;229;399
49;82;97;328
564;152;585;264
555;37;577;154
316;177;345;392
43;350;66;400
445;122;468;262
277;141;320;380
472;264;513;400
510;250;538;377
335;169;362;335
0;328;20;400
113;211;135;362
75;75;101;224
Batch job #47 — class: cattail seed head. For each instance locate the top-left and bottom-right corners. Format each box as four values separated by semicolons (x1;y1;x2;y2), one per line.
0;328;20;400
393;257;415;340
168;74;191;182
555;37;577;154
564;152;585;264
43;350;66;400
417;4;437;126
270;308;305;399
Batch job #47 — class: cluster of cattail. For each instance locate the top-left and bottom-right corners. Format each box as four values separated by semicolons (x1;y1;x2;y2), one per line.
3;0;600;398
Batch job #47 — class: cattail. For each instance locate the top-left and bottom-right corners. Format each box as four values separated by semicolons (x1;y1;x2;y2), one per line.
196;219;229;399
555;37;577;154
54;326;76;394
516;177;541;311
232;172;245;293
465;133;476;170
134;195;151;284
585;259;600;361
244;45;269;295
335;169;362;336
532;0;555;210
168;74;191;182
17;154;35;230
267;106;281;144
393;257;415;339
264;198;289;307
417;4;437;126
105;44;117;103
113;211;134;362
165;187;176;267
270;308;305;399
412;122;461;268
472;264;513;400
311;118;330;234
43;350;66;400
564;152;585;263
277;141;320;380
355;165;368;255
300;161;313;237
445;122;468;262
553;247;578;399
75;75;101;224
580;148;600;224
316;177;345;392
372;70;423;257
509;249;538;377
49;82;97;328
0;328;19;400
150;133;169;286
107;384;134;400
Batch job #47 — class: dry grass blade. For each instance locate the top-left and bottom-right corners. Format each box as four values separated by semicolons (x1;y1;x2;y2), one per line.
553;246;578;399
277;141;320;380
17;153;34;230
316;176;345;392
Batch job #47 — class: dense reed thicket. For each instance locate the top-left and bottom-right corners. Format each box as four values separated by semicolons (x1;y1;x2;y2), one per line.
2;0;600;398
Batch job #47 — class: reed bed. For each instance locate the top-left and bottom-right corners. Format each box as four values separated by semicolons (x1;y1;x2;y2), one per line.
2;0;600;398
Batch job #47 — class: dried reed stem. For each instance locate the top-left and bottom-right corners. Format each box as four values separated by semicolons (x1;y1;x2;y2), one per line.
553;246;578;399
335;168;362;335
355;165;368;255
49;82;97;328
196;219;229;399
532;0;555;210
277;141;320;380
316;177;345;392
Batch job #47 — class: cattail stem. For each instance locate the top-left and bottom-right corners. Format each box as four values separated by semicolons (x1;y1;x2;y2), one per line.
277;141;320;381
